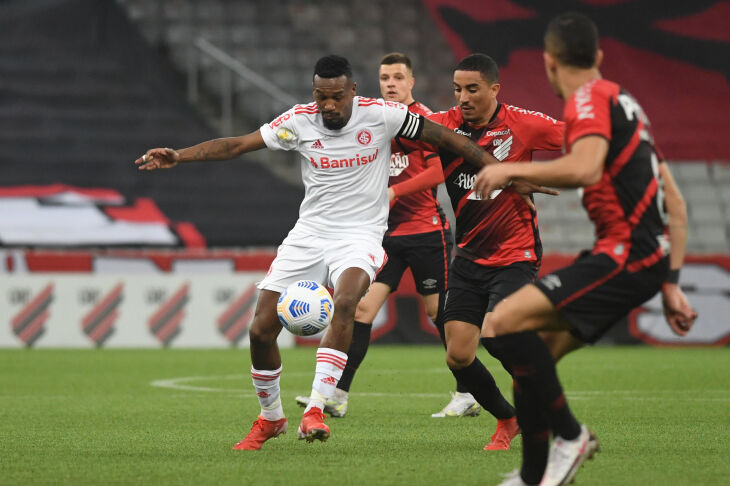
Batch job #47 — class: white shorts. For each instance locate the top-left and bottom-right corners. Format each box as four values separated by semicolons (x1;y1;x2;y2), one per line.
257;227;387;293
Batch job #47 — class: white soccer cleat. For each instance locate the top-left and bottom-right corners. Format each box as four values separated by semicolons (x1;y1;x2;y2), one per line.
497;470;536;486
295;392;348;418
540;425;599;486
431;391;481;418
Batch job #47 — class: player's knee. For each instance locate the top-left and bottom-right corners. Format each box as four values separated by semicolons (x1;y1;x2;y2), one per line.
485;305;512;337
333;294;359;321
445;347;475;369
248;319;279;346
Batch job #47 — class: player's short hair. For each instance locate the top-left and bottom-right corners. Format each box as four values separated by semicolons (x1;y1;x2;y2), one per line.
544;12;599;68
313;55;353;80
380;52;412;72
455;53;498;84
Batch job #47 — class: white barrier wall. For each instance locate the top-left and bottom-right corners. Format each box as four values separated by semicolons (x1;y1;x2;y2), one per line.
0;273;295;349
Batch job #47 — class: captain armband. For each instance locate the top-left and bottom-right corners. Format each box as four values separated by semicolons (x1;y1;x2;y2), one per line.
397;112;425;140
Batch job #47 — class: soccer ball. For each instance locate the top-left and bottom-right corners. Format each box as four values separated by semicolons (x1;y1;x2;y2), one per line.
276;280;334;336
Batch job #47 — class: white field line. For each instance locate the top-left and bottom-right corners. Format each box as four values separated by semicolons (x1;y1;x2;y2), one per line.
150;373;730;401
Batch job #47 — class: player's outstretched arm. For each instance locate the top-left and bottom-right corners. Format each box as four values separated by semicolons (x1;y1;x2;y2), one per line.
419;117;499;169
473;135;607;196
418;118;558;207
135;130;267;170
658;162;697;336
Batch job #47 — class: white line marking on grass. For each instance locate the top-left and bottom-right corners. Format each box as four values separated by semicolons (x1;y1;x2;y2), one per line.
150;373;730;401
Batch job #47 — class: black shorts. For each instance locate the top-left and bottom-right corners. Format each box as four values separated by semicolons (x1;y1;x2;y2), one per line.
375;229;453;294
534;251;669;344
442;256;538;328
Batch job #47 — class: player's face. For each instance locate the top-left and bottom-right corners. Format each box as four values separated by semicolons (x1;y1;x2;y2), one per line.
313;75;356;130
453;70;500;126
379;63;414;104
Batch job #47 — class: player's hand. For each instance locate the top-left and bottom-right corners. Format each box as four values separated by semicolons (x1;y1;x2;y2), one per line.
474;164;512;198
135;148;180;170
474;165;559;211
661;283;698;336
388;187;396;203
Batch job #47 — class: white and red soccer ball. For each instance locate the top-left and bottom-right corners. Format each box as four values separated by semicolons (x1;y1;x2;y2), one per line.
276;280;334;336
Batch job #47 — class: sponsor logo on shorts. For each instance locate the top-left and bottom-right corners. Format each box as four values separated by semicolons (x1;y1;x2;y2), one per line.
422;278;437;290
541;274;562;290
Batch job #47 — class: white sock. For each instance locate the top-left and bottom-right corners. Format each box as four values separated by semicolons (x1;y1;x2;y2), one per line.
251;365;284;421
305;348;347;413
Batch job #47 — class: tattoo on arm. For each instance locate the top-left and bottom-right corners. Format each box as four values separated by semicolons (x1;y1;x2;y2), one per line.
188;139;236;161
420;119;497;167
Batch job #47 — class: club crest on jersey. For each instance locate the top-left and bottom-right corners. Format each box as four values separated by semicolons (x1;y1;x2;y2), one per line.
356;129;373;146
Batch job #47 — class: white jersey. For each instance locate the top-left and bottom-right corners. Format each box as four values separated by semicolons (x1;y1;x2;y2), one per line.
260;96;423;239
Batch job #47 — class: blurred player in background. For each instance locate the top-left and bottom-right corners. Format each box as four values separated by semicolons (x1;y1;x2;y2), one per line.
426;53;565;450
474;13;697;485
296;52;458;419
137;55;552;451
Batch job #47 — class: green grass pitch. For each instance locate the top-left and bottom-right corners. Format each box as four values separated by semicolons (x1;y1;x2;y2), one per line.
1;346;728;485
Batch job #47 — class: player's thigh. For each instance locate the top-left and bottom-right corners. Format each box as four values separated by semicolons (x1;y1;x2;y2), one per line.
355;281;392;323
326;235;386;293
483;261;539;313
483;284;568;337
372;237;408;294
257;232;327;294
420;292;440;321
442;280;487;360
404;230;451;296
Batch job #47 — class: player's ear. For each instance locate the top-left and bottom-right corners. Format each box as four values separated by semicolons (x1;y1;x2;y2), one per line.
350;81;357;96
490;82;501;98
595;49;604;69
543;51;556;72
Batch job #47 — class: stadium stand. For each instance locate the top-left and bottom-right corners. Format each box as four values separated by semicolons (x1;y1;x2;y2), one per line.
0;0;303;247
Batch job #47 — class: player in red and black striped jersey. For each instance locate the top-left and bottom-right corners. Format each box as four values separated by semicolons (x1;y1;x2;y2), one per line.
420;53;565;450
475;14;697;486
296;52;454;418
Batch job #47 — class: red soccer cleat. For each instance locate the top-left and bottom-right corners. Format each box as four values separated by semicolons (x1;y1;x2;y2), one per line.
233;415;288;450
484;416;521;451
297;407;330;443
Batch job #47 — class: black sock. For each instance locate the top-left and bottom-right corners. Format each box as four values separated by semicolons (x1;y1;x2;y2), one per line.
450;357;515;419
514;380;550;485
336;321;372;392
482;333;581;440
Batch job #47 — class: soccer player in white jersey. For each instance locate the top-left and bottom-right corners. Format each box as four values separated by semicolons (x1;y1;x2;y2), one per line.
136;55;553;450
